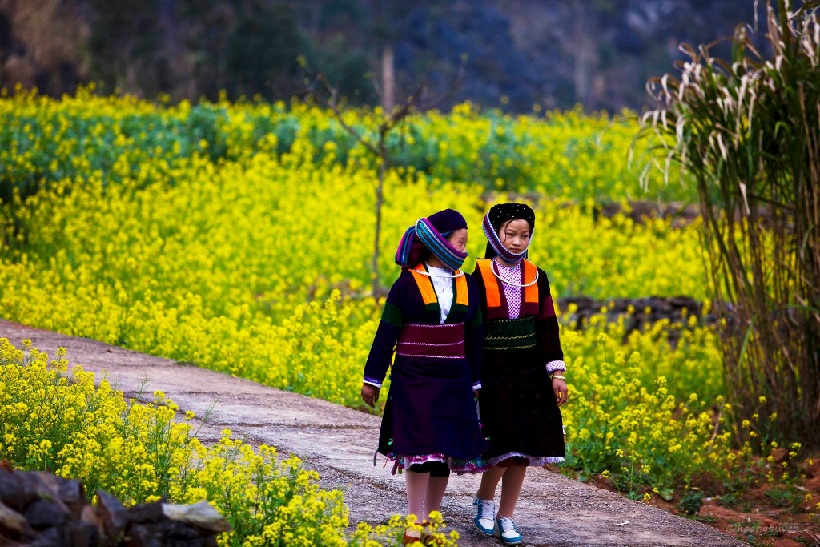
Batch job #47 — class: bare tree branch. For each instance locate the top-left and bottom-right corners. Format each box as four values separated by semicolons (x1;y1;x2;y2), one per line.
304;60;465;294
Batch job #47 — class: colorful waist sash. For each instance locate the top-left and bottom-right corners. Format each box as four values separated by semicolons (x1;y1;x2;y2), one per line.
484;317;537;351
396;323;466;359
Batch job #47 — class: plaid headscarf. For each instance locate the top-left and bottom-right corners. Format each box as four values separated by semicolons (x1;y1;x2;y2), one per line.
395;209;468;270
483;202;535;264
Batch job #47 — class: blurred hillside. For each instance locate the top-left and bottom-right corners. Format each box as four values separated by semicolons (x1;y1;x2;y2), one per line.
0;0;769;112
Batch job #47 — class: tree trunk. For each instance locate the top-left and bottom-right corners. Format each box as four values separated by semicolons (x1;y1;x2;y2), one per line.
371;154;386;297
571;3;595;108
382;46;394;113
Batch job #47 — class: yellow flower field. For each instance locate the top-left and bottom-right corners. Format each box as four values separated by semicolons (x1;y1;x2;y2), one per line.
0;89;800;542
1;337;462;546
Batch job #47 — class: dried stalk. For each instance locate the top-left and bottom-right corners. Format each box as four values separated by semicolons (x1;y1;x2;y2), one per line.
637;1;820;448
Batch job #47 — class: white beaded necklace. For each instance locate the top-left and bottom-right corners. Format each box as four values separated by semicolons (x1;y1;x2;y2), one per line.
414;267;465;279
491;258;539;288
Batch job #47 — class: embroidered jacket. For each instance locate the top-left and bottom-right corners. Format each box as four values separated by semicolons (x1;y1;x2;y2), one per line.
363;264;483;389
473;258;564;366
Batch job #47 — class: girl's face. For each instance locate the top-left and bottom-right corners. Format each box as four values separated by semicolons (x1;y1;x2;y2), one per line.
447;228;469;253
498;219;530;254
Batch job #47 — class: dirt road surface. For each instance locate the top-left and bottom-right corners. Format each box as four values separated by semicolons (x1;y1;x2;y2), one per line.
0;319;746;547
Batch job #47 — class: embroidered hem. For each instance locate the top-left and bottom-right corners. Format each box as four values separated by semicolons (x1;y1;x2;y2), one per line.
486;452;565;468
453;453;565;475
374;453;486;474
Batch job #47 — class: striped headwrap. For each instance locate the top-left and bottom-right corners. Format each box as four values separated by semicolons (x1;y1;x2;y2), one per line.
395;209;468;271
483;202;535;265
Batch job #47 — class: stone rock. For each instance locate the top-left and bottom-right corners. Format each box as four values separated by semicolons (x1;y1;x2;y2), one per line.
55;476;87;520
127;501;166;524
0;468;33;510
128;519;211;547
163;501;231;534
28;525;64;546
65;520;103;547
0;467;231;546
24;498;70;529
95;489;129;540
80;503;102;528
0;499;34;539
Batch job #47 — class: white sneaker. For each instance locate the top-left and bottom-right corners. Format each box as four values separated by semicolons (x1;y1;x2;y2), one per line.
472;497;495;535
495;516;522;545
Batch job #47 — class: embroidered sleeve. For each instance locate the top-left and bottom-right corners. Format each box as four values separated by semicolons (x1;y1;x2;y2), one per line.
363;377;383;389
363;278;405;386
546;360;566;373
535;268;564;364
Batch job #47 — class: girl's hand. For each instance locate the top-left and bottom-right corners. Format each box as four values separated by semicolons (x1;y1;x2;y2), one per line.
552;377;568;407
361;383;380;408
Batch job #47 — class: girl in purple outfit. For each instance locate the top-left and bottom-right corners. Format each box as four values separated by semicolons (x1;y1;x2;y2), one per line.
361;208;486;542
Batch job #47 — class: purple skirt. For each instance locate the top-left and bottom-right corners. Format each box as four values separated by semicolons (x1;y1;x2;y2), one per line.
377;354;487;466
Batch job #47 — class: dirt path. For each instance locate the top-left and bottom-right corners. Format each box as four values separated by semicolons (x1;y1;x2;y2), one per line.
0;319;746;547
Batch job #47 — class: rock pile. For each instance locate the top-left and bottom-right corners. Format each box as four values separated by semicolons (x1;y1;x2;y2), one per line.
560;295;706;326
0;462;230;546
593;201;702;227
558;295;710;346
